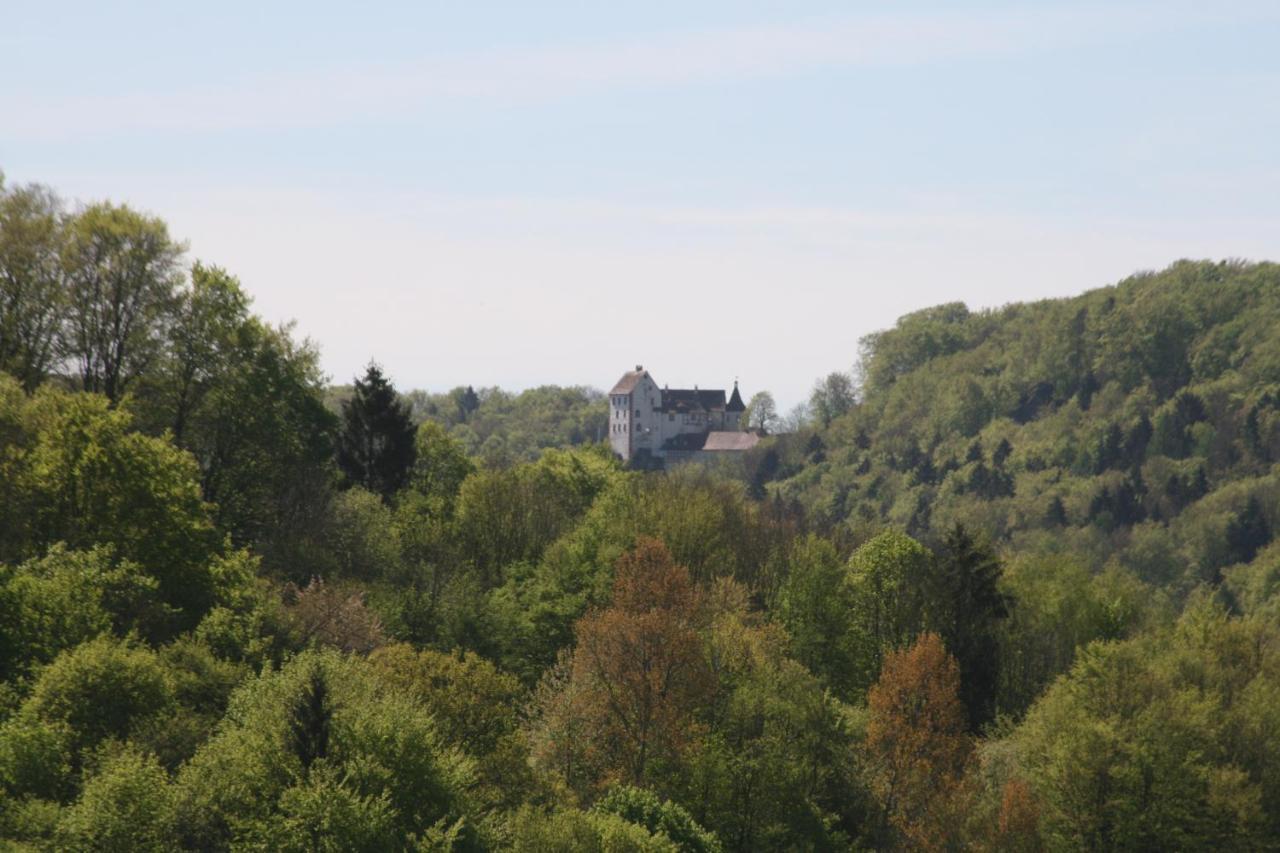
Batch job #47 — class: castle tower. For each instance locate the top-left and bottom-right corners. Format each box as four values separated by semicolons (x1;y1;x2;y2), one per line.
726;380;746;430
609;365;660;462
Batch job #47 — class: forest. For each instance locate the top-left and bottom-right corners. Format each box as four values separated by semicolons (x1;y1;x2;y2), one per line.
3;172;1280;851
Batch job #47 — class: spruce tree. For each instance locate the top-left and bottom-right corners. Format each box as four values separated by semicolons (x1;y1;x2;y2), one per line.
337;363;417;499
288;665;331;774
1227;496;1272;566
924;524;1010;730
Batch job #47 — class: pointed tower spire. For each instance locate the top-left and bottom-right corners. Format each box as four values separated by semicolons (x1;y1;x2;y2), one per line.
726;379;746;413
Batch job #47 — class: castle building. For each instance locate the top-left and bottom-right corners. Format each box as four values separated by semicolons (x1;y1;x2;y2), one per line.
608;366;758;466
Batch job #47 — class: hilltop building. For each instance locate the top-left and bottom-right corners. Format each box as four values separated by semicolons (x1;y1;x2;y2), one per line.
608;366;759;467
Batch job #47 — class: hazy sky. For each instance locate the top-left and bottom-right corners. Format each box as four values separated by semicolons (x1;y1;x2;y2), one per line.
4;2;1279;407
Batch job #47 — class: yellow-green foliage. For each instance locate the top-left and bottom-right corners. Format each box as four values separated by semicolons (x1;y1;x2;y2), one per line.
769;261;1280;596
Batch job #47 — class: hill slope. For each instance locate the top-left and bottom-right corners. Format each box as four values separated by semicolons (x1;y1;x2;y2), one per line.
763;259;1280;598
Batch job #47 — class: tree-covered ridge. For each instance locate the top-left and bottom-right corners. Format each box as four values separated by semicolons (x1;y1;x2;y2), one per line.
408;384;607;466
763;260;1280;595
8;172;1280;849
326;382;610;467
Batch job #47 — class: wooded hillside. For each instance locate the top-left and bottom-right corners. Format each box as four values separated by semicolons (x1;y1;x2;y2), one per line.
3;173;1280;850
762;260;1280;599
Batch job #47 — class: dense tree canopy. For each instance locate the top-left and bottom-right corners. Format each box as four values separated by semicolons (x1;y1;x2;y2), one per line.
8;175;1280;850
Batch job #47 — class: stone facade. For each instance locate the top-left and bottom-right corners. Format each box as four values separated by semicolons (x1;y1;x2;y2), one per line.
608;365;756;466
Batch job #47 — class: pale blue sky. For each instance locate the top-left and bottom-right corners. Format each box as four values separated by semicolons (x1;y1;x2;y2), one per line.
4;1;1278;407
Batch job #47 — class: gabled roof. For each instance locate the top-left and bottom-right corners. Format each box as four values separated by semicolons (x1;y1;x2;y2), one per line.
660;389;726;413
660;430;761;452
703;431;760;451
726;381;745;412
610;368;650;395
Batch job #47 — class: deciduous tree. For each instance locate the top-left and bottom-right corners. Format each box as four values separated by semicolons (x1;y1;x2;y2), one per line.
743;391;779;433
809;372;856;426
533;538;712;792
0;181;66;390
866;633;971;851
153;261;250;442
62;202;184;403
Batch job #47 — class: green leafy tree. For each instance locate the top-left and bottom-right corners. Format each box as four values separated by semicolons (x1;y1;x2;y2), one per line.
689;581;868;850
55;747;177;852
594;786;722;853
193;320;336;572
337;363;416;499
323;487;403;581
19;637;173;757
174;649;475;851
140;638;249;770
743;391;779;433
0;714;75;806
410;420;475;510
845;530;931;696
775;534;855;697
0;545;167;680
238;763;402;853
507;806;679;852
0;378;220;626
809;372;856;426
150;261;251;442
0;180;66;391
488;467;791;681
375;495;462;646
454;451;617;588
995;557;1153;717
61;202;184;403
367;644;534;810
1014;601;1273;849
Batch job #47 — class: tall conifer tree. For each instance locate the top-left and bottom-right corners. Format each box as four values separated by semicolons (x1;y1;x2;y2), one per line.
337;363;416;499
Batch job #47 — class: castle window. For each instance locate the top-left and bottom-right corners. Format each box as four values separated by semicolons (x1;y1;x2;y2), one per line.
635;409;640;418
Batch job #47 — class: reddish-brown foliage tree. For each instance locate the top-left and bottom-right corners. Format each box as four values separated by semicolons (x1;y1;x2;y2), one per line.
536;537;713;793
866;632;972;851
284;576;385;653
996;777;1043;852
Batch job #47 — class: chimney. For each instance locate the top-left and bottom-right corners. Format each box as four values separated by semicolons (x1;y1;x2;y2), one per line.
635;364;643;371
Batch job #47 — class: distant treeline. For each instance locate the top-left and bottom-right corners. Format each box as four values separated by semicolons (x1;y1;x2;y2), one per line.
327;382;609;466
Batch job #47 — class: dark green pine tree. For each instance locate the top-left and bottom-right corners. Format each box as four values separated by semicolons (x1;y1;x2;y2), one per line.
924;524;1010;731
1226;496;1272;566
337;363;417;499
289;665;332;774
460;385;480;420
1044;495;1069;527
